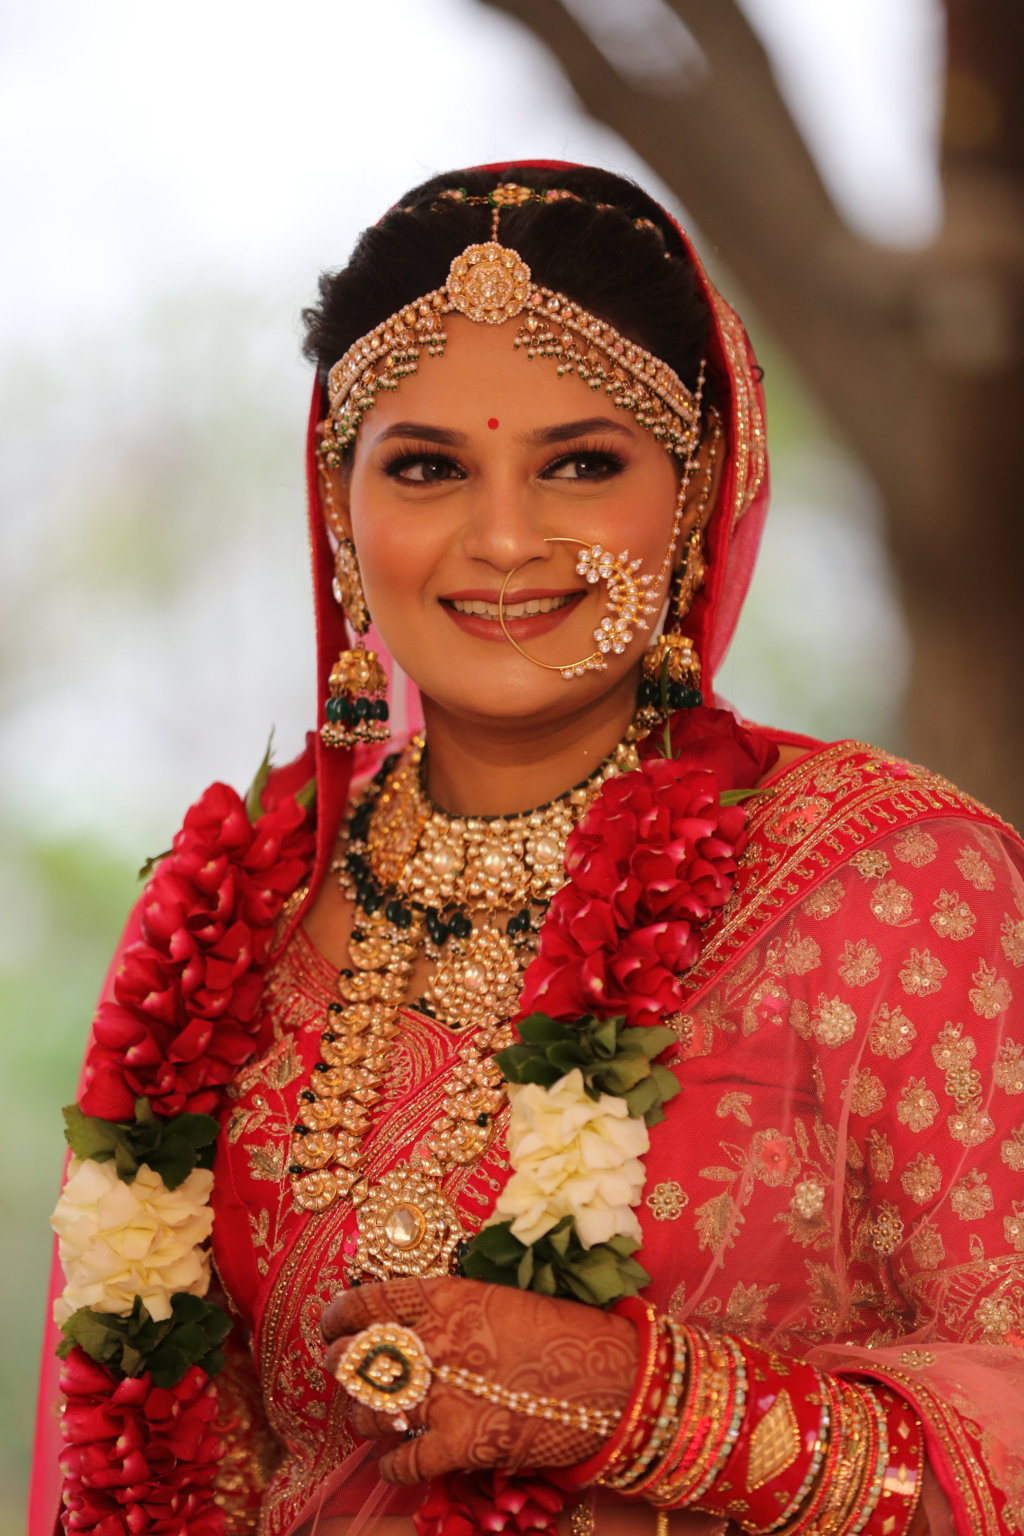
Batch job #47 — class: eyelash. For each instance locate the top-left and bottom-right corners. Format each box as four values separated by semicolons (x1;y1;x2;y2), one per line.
379;440;628;483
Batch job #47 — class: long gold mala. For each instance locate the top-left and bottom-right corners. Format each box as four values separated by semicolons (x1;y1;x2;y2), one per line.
288;732;641;1284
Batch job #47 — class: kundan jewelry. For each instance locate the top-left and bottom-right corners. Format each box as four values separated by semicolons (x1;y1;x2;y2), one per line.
321;536;390;750
289;726;643;1284
334;1321;618;1439
318;187;704;468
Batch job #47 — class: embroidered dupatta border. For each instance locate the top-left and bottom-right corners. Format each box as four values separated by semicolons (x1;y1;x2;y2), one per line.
680;739;1020;1005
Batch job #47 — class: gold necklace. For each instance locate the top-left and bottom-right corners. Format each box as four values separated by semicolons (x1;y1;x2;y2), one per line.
289;730;641;1281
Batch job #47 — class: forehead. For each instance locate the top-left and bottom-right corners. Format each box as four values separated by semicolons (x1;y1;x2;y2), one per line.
359;315;645;437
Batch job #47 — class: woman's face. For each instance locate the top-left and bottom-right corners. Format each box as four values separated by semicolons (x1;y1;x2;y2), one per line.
330;316;687;734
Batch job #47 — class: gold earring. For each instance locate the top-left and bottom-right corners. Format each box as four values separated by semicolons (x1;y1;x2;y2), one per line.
321;538;390;750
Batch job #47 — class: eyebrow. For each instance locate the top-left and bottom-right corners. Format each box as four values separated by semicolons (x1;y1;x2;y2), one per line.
369;416;635;448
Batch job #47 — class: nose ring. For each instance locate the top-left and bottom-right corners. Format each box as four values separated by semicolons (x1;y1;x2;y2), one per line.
497;538;658;679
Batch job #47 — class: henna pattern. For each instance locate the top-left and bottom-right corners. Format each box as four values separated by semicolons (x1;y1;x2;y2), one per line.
321;1277;638;1485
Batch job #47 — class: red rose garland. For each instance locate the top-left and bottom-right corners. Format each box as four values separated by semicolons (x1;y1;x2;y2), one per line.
52;772;315;1535
417;754;752;1536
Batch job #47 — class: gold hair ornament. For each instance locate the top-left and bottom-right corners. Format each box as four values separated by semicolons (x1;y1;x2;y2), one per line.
334;1321;618;1438
320;186;703;465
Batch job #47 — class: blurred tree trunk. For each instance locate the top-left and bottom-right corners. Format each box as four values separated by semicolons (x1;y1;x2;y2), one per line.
478;0;1024;828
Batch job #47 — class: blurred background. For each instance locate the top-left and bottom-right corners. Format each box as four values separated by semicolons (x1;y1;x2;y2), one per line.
3;1;1022;1528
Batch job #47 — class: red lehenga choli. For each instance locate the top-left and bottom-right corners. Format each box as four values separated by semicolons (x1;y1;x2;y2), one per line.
33;179;1024;1536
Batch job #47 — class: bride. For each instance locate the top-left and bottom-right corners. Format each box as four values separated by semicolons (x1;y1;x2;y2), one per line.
38;164;1024;1536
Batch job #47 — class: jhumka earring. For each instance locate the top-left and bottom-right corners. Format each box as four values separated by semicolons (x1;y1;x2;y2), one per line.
321;537;390;749
637;409;721;724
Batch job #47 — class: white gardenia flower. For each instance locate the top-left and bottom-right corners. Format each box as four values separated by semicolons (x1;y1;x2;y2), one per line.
50;1158;214;1324
489;1068;649;1249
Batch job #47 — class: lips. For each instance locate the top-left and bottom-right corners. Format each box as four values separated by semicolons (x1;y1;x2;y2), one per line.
440;589;585;643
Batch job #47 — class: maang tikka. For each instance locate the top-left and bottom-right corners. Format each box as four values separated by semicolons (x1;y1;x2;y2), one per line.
321;530;390;750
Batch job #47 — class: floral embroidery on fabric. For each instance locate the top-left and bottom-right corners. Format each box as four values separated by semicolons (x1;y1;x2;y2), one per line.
865;1128;893;1180
950;1170;994;1221
994;1040;1024;1095
851;1071;885;1118
930;890;977;941
1004;1204;1024;1251
870;880;915;925
852;848;891;879
716;1091;753;1124
1002;1126;1024;1170
909;1218;945;1268
969;961;1012;1019
901;1152;942;1204
868;1003;916;1059
750;1129;800;1186
893;828;939;868
871;1202;904;1255
780;931;821;975
899;949;947;997
947;1103;996;1148
838;939;881;987
801;878;844;921
956;846;996;891
897;1078;940;1132
1000;914;1024;967
811;995;857;1047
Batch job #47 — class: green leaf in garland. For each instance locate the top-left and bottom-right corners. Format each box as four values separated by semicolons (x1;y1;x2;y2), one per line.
245;732;276;822
497;1013;681;1125
460;1217;651;1307
62;1099;219;1191
57;1293;232;1386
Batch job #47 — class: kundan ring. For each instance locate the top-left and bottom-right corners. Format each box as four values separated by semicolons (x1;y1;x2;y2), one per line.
333;1321;433;1420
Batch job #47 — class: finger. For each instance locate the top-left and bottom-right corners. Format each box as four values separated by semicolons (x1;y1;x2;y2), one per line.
321;1281;395;1343
377;1426;466;1487
346;1401;410;1442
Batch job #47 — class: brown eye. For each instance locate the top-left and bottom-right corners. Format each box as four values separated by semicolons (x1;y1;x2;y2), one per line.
544;451;626;481
383;452;465;484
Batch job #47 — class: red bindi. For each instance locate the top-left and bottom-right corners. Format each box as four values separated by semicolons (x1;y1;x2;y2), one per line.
487;417;499;430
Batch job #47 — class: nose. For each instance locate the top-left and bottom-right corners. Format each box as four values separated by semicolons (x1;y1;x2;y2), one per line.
459;475;554;576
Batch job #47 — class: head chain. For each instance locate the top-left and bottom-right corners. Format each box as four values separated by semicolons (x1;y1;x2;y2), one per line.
320;184;702;466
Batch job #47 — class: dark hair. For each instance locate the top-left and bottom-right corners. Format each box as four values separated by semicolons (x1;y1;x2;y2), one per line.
301;164;712;405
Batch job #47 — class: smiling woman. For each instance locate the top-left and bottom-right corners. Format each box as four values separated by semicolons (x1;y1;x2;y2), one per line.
35;165;1024;1536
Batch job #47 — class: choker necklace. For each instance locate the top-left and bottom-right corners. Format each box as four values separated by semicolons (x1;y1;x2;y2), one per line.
288;730;641;1281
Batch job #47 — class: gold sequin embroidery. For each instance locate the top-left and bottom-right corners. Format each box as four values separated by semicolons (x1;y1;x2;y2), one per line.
897;1078;939;1132
646;1181;688;1220
899;948;947;997
930;890;976;940
870;880;914;925
837;939;881;987
901;1153;942;1204
1000;914;1024;967
852;848;891;880
893;828;938;868
950;1170;994;1221
955;846;996;891
868;1003;916;1059
969;961;1012;1019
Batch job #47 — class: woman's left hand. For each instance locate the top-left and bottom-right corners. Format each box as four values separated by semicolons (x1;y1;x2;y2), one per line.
321;1276;638;1485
